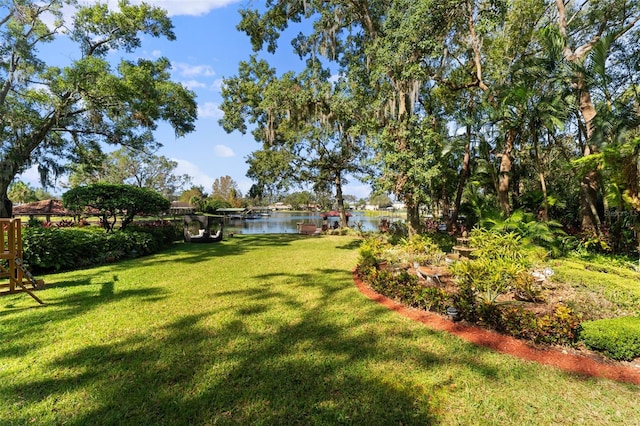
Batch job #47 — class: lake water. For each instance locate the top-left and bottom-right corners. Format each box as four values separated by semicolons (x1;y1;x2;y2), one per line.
224;211;405;235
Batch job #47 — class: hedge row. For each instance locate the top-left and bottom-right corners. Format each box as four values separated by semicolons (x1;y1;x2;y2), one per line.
580;317;640;361
22;221;181;273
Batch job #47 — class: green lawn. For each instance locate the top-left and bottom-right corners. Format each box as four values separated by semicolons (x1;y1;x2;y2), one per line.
1;235;638;425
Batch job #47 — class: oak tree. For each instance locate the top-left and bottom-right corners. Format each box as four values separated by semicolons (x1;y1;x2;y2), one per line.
0;0;197;216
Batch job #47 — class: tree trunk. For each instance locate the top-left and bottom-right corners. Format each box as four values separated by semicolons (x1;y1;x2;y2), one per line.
623;146;640;256
533;127;549;221
0;162;17;218
538;170;549;221
580;168;601;232
556;0;606;233
334;173;348;228
0;191;12;218
449;126;471;230
405;198;422;236
576;79;602;232
498;129;515;217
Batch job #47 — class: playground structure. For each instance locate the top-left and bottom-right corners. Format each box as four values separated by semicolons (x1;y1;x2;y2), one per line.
0;218;45;304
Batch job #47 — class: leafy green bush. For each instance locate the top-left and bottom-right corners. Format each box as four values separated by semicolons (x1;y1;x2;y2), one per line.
400;234;446;265
387;221;408;244
357;236;390;269
500;305;582;346
451;229;544;304
412;286;449;313
450;257;527;303
580;317;640;361
480;209;566;256
63;183;170;232
127;220;182;246
426;232;455;253
469;228;531;265
359;264;581;346
22;223;179;272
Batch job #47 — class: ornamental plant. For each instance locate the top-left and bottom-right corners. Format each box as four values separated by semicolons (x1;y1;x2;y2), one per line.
450;228;541;304
580;316;640;361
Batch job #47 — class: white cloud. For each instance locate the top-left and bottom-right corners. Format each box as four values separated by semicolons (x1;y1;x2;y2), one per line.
79;1;240;17
198;102;223;119
182;80;207;90
48;1;241;31
151;49;162;58
210;78;224;92
214;145;234;158
172;62;216;77
328;73;342;84
172;159;215;189
116;1;242;17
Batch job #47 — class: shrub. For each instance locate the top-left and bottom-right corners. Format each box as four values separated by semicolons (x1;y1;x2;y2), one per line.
500;305;582;346
469;228;531;265
480;209;567;255
356;226;584;349
22;223;179;273
426;232;455;253
400;234;446;265
450;229;543;304
580;317;640;361
387;221;408;244
127;220;182;245
357;236;390;269
411;286;449;313
364;267;450;313
62;183;170;232
450;257;526;303
358;259;582;346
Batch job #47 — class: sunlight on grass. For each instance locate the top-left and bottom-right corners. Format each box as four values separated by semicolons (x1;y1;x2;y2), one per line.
1;235;638;425
552;258;640;317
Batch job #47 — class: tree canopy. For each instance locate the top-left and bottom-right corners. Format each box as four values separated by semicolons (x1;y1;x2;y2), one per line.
68;147;192;200
0;0;197;217
223;0;640;249
211;175;243;207
62;183;170;232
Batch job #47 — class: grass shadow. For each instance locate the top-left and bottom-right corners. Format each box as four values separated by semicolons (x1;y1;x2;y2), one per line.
3;298;448;424
3;234;633;424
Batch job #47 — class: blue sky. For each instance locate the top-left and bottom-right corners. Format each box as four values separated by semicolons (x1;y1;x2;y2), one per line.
21;0;372;200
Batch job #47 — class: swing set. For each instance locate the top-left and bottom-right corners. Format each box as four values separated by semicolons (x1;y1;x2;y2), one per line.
0;218;45;304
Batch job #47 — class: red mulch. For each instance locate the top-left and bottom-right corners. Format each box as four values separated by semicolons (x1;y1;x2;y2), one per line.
352;271;640;385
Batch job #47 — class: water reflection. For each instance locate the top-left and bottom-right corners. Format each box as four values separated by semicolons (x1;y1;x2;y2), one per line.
224;211;404;235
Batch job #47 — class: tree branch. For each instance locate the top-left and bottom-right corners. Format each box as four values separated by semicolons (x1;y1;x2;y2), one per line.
467;0;488;92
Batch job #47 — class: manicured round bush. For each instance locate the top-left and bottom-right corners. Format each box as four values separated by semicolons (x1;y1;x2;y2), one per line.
580;316;640;361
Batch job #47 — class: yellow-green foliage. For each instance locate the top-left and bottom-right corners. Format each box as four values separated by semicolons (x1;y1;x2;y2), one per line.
469;228;531;267
357;235;391;268
552;258;640;316
580;317;640;361
451;229;538;303
450;257;528;303
400;234;446;265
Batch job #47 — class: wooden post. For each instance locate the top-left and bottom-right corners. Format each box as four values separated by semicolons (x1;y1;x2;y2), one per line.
0;218;45;304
